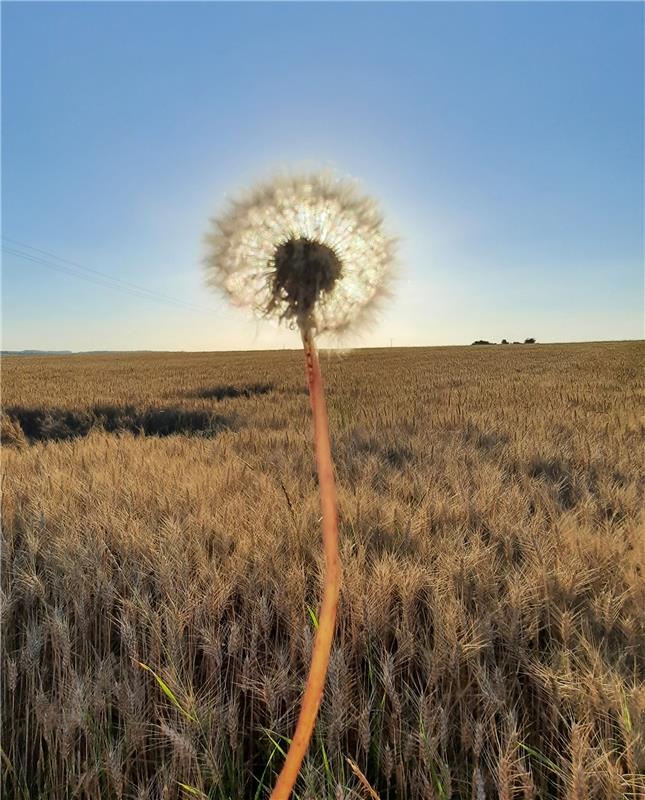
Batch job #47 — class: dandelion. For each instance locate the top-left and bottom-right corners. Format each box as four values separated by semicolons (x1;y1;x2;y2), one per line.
204;171;395;337
204;171;396;797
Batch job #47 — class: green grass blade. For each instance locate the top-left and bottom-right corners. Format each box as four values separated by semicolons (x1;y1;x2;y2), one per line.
306;604;319;630
518;741;565;780
177;782;207;798
135;660;197;723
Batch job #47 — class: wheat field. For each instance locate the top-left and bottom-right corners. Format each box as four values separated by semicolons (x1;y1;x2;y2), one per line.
2;341;644;799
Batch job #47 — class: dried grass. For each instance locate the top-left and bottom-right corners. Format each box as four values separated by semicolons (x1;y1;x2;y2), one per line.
2;342;644;798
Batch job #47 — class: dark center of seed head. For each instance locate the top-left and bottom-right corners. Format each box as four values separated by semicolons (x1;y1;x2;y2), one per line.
269;237;343;323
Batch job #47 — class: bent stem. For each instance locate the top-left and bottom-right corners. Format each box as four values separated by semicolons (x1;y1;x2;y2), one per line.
270;327;342;800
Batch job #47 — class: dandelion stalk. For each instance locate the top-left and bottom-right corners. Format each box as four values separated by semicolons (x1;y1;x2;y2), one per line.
204;171;396;797
269;326;341;799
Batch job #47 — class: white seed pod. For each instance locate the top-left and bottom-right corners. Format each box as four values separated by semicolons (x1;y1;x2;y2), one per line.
204;171;397;335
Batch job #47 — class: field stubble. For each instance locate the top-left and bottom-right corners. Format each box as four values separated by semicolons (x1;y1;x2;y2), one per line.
1;342;644;799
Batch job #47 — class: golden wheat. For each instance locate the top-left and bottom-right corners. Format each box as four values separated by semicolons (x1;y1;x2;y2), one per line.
2;341;644;798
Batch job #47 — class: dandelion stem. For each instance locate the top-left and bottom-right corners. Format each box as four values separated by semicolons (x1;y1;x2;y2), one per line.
270;327;341;799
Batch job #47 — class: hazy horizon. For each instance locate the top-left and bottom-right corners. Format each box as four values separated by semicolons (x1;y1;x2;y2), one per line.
3;1;643;351
3;337;643;358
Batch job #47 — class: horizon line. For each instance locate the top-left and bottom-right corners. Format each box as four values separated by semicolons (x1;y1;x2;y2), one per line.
2;337;643;357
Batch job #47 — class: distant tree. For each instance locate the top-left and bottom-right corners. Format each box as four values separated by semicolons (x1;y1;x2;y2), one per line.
471;340;493;345
501;339;509;344
524;337;536;344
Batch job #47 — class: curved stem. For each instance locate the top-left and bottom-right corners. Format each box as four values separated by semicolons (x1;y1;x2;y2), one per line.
270;329;341;799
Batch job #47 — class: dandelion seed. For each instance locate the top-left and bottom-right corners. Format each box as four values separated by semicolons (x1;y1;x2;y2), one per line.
204;171;396;336
204;170;396;799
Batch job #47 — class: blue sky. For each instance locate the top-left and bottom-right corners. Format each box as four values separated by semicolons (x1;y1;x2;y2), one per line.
2;1;643;351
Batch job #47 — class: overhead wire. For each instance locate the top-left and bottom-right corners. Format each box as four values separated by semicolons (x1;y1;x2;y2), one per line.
2;237;217;315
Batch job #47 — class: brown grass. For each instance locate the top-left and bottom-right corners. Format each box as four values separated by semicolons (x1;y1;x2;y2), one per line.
2;341;644;799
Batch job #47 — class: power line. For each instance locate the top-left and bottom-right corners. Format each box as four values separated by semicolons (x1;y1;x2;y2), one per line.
3;245;209;311
3;236;207;308
2;240;216;314
2;237;217;315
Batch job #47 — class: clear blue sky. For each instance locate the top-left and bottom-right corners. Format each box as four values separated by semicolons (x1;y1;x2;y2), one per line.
2;1;643;351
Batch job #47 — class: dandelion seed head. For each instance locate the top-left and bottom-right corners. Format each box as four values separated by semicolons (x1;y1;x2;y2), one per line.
204;171;396;335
